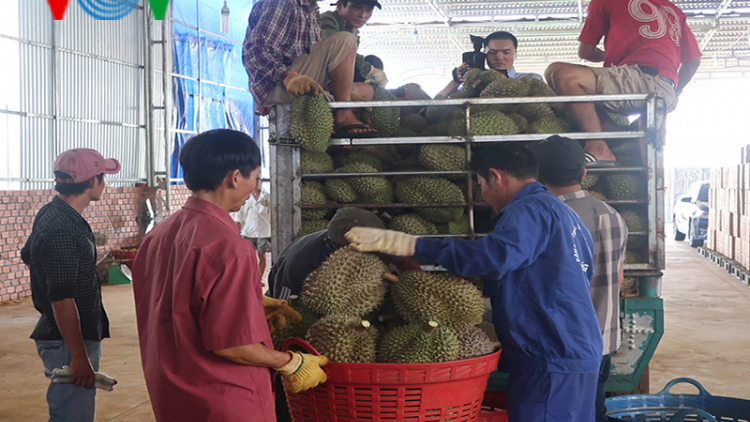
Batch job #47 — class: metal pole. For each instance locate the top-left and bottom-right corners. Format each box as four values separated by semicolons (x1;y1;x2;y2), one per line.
162;6;173;211
144;5;156;187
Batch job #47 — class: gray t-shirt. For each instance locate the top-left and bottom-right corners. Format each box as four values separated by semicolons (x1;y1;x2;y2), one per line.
559;190;628;355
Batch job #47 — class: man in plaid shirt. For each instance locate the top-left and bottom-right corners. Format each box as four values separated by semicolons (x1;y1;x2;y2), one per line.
528;136;628;422
243;0;383;137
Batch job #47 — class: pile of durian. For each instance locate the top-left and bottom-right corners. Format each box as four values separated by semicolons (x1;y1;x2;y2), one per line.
272;248;496;364
292;81;649;264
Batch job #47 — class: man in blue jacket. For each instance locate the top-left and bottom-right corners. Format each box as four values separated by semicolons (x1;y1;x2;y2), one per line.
346;142;602;422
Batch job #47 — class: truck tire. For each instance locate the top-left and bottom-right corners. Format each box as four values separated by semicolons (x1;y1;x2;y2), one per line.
674;216;685;241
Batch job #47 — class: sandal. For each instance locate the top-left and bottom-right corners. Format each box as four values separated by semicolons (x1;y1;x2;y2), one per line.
332;124;380;139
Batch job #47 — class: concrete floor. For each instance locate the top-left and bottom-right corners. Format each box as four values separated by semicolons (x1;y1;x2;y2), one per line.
1;244;749;420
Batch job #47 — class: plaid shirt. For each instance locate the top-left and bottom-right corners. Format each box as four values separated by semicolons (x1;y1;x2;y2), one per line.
243;0;322;103
559;190;628;355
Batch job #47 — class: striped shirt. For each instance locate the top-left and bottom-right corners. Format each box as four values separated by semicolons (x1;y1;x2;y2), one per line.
559;190;628;355
242;0;322;103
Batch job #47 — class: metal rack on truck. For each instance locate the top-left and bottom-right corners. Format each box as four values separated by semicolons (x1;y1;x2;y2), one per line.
268;92;666;394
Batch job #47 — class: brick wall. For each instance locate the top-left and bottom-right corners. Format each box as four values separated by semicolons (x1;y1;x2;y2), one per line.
0;184;190;302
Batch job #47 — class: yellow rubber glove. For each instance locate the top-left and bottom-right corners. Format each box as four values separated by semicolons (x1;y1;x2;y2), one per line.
364;68;388;88
345;227;418;256
283;72;324;97
262;296;303;333
278;352;328;393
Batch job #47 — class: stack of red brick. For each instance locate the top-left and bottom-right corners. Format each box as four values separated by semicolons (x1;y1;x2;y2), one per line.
0;185;190;302
707;158;750;269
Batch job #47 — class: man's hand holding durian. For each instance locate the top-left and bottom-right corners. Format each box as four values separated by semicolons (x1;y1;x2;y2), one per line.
345;227;418;256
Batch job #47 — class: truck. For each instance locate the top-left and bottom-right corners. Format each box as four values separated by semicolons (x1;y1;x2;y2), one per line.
268;91;667;394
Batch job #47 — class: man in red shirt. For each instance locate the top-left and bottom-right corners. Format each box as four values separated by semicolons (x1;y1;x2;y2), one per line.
545;0;702;167
132;129;327;422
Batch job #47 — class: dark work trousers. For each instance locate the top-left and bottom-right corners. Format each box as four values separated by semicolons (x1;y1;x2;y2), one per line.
276;373;292;422
597;354;622;422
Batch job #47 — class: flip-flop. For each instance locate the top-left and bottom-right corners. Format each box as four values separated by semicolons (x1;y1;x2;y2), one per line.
584;152;619;168
332;124;380;139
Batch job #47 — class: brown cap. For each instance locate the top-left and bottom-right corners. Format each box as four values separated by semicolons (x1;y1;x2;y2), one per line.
327;208;384;246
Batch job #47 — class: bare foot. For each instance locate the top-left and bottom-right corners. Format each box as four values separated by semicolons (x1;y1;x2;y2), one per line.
584;140;617;162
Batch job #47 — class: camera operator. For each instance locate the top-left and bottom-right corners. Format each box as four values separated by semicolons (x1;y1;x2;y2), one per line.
437;31;543;98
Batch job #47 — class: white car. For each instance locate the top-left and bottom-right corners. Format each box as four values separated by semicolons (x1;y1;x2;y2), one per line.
673;181;709;248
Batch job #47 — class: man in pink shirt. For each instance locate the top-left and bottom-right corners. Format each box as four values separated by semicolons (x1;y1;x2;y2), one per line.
545;0;701;167
132;129;327;422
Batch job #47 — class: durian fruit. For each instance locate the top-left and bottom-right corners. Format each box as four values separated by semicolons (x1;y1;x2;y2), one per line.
400;113;429;134
507;113;529;133
581;173;599;190
606;174;646;200
421;122;451;136
305;314;379;363
470;111;520;136
621;277;638;292
325;178;359;203
394;126;418;138
291;95;333;152
301;181;329;221
627;235;648;254
301;248;388;316
437;215;469;234
370;87;400;137
302;219;329;236
359;145;401;162
619;209;646;233
456;326;496;360
336;163;393;204
463;69;505;97
611;141;642;167
388;213;438;235
378;321;460;363
587;190;608;201
480;77;531;98
272;297;321;350
425;94;463;124
527;78;557;97
301;150;334;174
526;115;570;134
513;102;554;123
392;271;484;328
333;150;383;171
605;110;632;128
394;176;465;223
625;250;646;264
419;144;466;178
399;83;432;116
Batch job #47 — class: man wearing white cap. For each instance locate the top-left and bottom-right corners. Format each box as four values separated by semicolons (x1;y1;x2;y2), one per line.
21;148;120;422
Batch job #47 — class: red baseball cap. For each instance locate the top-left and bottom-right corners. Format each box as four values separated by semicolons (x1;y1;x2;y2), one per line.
53;148;121;183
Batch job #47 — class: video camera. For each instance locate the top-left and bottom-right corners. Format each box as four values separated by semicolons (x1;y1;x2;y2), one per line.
462;35;486;71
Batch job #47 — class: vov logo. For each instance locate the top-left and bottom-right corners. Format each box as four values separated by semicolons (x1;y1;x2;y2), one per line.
46;0;171;21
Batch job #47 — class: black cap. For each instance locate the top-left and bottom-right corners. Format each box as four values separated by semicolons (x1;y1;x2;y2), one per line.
327;207;384;247
527;135;586;181
330;0;382;9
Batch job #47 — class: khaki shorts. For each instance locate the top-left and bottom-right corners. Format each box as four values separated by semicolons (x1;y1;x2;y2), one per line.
592;65;677;115
261;32;358;106
243;236;272;251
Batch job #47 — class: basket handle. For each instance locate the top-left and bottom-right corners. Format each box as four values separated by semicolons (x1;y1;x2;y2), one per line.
281;337;322;356
657;378;712;398
668;409;718;422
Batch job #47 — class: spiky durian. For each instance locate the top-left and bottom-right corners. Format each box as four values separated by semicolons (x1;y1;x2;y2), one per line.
619;209;646;233
388;213;438;235
325;178;359;203
336;163;393;204
587;190;608;201
378;321;459;363
419;144;466;178
621;277;638;292
464;69;505;97
400;113;429;134
291;95;333;152
480;77;531;98
606;174;646;200
301;181;329;221
394;176;465;223
513;102;555;122
507;113;529;133
526;115;570;134
581;174;599;190
301;150;334;174
370;87;400;137
399;83;432;116
333;150;383;171
425;93;464;124
301;248;388;316
470;111;520;136
306;314;379;363
456;326;496;360
392;271;484;328
272;297;321;350
394;126;418;138
437;215;470;234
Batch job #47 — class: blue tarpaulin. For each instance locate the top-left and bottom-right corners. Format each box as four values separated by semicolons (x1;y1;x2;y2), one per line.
170;0;257;181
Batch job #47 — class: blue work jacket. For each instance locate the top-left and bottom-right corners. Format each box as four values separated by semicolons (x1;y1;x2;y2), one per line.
415;182;603;374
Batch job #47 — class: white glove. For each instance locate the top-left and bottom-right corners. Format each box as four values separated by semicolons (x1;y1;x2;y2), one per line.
365;68;388;88
345;227;418;256
51;365;118;391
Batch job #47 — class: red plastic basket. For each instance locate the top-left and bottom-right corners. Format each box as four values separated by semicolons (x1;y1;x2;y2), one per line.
282;337;502;422
477;392;508;422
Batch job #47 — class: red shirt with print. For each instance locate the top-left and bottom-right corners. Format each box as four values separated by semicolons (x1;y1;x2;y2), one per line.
132;197;275;422
579;0;701;83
